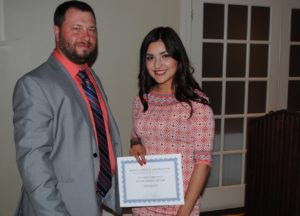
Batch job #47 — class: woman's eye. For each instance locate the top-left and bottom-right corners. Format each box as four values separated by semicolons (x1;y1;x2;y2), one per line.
146;56;154;61
162;54;170;58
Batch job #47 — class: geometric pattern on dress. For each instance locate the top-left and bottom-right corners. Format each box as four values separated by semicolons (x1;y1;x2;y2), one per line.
131;90;214;216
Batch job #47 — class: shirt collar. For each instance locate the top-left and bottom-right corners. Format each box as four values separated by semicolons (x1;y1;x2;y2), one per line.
52;49;89;78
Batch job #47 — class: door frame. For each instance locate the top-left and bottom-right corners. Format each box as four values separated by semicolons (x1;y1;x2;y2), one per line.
179;0;284;211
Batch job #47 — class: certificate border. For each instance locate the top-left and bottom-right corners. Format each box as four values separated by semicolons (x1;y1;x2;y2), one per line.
118;154;184;207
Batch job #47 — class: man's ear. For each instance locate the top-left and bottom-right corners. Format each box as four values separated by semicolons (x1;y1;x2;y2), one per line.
54;25;60;42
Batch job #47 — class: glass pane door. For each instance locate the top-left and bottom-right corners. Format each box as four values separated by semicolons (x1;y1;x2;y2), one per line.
288;8;300;111
189;0;281;211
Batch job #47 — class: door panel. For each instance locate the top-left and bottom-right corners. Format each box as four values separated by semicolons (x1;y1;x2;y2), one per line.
186;0;282;211
287;8;300;111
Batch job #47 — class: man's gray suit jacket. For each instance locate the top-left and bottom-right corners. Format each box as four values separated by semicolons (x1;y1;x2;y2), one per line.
13;55;122;216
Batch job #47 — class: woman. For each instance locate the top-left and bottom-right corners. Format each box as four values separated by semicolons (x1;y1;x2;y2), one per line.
129;26;215;216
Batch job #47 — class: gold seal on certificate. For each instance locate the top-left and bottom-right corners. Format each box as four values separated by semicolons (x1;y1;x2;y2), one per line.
117;154;184;207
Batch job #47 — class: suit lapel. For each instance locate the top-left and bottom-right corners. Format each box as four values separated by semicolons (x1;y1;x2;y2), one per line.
48;56;93;129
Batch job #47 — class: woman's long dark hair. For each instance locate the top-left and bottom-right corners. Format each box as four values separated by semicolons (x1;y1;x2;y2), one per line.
138;26;210;116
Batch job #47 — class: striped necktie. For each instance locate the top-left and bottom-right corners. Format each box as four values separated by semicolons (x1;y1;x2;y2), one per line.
77;70;112;197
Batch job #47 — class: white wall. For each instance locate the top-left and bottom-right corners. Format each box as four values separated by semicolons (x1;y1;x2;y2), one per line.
0;0;179;215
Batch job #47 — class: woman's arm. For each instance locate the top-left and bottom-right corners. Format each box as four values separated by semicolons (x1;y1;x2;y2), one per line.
129;96;147;165
176;163;210;216
177;100;215;215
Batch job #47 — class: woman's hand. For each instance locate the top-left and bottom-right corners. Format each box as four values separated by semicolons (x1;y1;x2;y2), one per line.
129;138;146;166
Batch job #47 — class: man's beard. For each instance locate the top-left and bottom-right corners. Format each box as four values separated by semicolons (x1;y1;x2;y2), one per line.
58;37;96;65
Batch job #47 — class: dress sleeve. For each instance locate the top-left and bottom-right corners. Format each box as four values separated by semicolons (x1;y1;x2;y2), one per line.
130;96;142;140
191;101;215;166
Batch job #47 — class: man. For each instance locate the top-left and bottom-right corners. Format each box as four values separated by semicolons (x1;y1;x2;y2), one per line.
12;1;122;215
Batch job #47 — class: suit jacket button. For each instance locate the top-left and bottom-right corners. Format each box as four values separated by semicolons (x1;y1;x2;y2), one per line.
93;153;98;158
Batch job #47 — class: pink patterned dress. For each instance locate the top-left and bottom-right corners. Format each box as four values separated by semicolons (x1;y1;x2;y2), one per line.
131;90;214;216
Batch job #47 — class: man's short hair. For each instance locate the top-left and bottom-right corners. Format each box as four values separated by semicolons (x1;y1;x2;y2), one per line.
54;1;96;27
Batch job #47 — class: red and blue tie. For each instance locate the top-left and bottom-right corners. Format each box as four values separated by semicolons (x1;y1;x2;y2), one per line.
77;70;112;197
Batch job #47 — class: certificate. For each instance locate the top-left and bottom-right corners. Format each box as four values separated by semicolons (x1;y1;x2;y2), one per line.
117;154;184;207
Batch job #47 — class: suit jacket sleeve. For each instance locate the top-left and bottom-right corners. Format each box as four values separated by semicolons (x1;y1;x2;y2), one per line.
13;76;71;216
